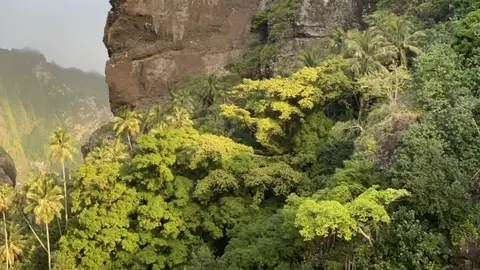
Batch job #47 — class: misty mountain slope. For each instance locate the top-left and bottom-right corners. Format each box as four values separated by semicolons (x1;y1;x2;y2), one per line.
0;48;112;183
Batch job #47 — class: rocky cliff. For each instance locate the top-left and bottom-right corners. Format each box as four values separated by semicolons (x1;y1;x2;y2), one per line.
0;146;16;186
104;0;371;115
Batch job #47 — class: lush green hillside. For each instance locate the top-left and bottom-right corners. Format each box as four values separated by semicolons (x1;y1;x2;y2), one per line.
0;48;112;184
4;1;480;269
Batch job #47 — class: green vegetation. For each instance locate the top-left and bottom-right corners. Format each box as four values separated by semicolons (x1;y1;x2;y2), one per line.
229;0;302;79
4;1;480;269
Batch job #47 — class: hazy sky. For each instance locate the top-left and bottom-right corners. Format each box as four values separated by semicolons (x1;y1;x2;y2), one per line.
0;0;111;73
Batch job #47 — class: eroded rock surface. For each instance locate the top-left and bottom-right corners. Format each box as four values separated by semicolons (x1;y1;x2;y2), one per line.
104;0;262;115
104;0;371;115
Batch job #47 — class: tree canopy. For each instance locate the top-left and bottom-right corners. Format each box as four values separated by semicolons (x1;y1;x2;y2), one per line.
5;1;480;269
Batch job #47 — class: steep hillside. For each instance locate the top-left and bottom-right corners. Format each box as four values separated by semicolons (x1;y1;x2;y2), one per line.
0;48;112;183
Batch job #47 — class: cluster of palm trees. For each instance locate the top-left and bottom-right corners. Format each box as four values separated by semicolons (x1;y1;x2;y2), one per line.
0;127;74;270
297;11;424;131
0;74;221;269
0;174;63;270
23;175;63;270
299;11;425;73
112;103;196;150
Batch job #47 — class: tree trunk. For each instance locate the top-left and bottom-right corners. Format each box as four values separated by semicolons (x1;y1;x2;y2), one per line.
46;223;51;270
62;162;68;227
127;132;132;151
400;47;407;67
56;218;62;237
3;211;9;270
357;95;365;127
22;214;47;252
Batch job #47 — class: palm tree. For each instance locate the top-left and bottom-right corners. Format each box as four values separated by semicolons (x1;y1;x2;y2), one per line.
113;109;142;151
109;139;129;162
49;128;76;226
166;107;194;128
200;75;229;109
297;48;323;68
140;105;166;134
24;175;63;270
345;29;395;77
329;27;349;55
86;139;128;165
344;29;397;124
368;11;425;66
0;185;15;270
170;88;195;114
15;183;48;254
0;223;26;267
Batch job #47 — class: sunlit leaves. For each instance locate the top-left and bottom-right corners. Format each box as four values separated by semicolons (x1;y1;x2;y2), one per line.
179;133;254;170
358;65;412;104
296;199;357;240
221;58;352;153
290;186;409;242
48;128;77;165
24;175;63;225
195;170;239;203
454;8;480;56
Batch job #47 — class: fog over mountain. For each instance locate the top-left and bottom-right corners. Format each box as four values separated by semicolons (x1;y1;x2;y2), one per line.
0;1;113;183
0;0;110;72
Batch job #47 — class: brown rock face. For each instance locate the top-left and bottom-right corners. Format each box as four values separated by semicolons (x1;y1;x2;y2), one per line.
104;0;261;115
278;0;373;69
103;0;372;115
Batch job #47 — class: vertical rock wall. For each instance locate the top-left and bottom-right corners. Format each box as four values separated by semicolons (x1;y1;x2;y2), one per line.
104;0;371;115
104;0;262;115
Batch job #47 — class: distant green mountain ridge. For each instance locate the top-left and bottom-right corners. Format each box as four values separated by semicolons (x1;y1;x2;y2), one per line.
0;47;112;184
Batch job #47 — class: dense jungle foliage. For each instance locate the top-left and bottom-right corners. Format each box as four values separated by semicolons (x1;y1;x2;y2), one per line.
4;0;480;269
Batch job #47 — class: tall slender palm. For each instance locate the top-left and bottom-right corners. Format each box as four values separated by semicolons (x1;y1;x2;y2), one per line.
49;128;76;226
0;185;15;270
368;12;425;66
0;223;26;267
113;109;142;151
15;183;48;254
24;175;63;270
